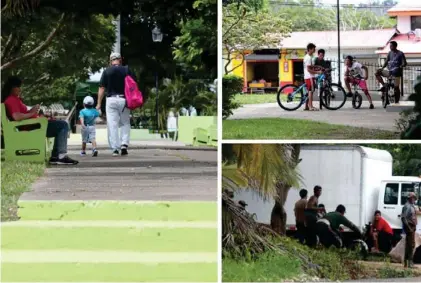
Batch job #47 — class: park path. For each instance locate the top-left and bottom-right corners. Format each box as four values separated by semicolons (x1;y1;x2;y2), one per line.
1;147;218;282
229;100;405;132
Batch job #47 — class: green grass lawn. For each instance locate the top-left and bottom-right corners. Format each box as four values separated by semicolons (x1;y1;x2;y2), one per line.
2;200;218;282
234;93;277;105
223;252;301;282
2;263;217;282
223;118;399;139
1;161;45;221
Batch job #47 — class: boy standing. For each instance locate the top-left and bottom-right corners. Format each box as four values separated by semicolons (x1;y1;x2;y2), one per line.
80;96;99;157
304;43;323;111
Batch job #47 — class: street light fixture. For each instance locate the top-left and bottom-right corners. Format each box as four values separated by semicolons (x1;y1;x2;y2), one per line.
152;26;163;133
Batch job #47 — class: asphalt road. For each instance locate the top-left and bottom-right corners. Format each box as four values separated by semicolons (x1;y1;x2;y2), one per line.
20;148;217;201
229;100;404;132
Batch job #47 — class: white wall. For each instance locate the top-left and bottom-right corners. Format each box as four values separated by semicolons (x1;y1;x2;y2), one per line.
397;15;412;33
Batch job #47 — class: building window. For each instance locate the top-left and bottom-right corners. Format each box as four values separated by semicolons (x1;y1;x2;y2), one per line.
384;183;399;205
411;16;421;30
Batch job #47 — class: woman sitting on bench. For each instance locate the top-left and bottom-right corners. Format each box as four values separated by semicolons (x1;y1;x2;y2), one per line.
2;76;78;165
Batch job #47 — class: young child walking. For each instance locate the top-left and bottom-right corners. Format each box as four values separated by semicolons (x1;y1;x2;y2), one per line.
80;96;99;157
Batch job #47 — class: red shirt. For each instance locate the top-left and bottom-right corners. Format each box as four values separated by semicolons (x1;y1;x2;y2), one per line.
374;217;393;235
4;95;38;120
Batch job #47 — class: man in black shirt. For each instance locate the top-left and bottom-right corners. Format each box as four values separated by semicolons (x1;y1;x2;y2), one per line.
96;52;136;156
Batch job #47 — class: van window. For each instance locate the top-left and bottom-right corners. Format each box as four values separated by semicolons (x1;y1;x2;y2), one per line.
401;183;415;205
384;183;399;205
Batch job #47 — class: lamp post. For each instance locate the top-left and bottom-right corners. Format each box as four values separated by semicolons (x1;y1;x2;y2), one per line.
152;26;163;132
337;0;341;86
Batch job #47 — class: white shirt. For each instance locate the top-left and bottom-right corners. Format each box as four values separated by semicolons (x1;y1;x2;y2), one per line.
303;54;316;79
346;62;363;77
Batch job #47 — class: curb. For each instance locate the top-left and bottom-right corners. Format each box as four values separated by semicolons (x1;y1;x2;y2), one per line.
68;145;217;151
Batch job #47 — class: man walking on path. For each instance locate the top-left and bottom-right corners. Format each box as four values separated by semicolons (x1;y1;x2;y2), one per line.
401;192;420;268
96;52;136;156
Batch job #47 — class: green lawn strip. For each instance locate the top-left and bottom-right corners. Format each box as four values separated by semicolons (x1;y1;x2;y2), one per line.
234;93;277;105
1;227;216;252
222;252;301;282
223;118;398;139
1;161;45;222
17;201;217;221
1;262;217;282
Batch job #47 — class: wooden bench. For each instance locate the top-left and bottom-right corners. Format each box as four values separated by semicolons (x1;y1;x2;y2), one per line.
1;104;51;163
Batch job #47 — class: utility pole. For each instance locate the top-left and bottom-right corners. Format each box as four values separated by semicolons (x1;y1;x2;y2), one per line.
337;0;341;86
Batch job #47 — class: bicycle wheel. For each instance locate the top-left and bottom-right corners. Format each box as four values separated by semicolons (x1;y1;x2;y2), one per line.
352;92;362;109
277;84;305;111
321;83;347;110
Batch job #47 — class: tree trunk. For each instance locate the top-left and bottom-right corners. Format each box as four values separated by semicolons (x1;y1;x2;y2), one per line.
270;181;290;235
270;145;301;235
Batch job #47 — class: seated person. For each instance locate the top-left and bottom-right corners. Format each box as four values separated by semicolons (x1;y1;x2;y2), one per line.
316;204;362;248
370;210;393;253
1;76;78;165
344;55;374;109
259;78;266;84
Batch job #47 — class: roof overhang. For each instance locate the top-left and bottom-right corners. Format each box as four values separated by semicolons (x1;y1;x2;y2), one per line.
245;54;279;61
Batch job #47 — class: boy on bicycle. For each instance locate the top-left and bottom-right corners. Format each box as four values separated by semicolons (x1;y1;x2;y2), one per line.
344;55;374;109
375;41;407;104
304;43;323;111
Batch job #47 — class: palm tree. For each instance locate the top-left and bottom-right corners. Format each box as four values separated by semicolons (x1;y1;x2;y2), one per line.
222;144;302;235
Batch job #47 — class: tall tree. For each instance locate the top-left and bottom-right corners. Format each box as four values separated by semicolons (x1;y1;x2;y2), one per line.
223;3;291;74
222;144;301;234
173;0;217;79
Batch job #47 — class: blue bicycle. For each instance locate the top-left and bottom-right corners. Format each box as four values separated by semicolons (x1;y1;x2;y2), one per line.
277;70;347;111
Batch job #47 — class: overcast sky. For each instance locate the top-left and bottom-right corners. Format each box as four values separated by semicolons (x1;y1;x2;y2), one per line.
320;0;405;4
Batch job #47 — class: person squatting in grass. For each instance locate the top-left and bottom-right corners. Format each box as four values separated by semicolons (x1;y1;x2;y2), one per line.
344;55;374;109
369;210;393;254
80;96;100;157
316;204;363;248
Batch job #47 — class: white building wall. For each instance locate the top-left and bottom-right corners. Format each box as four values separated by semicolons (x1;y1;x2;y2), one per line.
397;15;412;33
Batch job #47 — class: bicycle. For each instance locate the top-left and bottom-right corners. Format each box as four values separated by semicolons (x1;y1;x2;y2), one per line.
345;74;364;109
378;67;399;109
277;70;347;111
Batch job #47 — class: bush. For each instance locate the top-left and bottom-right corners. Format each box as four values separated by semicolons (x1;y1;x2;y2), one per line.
401;75;421;139
223;75;242;119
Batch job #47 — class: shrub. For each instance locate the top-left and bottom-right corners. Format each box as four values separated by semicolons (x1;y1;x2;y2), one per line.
401;75;421;139
223;75;242;119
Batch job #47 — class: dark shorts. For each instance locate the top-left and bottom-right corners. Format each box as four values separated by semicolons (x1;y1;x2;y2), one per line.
316;221;342;248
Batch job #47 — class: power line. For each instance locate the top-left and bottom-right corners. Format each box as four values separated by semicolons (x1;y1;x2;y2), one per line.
267;1;416;9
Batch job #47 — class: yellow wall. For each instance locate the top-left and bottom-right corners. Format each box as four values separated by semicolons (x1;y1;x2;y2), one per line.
279;49;306;83
246;63;254;82
232;58;244;78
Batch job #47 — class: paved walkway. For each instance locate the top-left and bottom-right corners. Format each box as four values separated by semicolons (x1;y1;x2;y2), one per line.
229;100;403;131
1;147;217;282
21;148;217;201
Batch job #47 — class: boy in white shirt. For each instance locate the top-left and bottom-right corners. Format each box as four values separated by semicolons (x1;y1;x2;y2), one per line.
303;43;324;111
344;56;374;109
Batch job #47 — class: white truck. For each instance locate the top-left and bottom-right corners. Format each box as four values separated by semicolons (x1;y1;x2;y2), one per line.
234;145;421;238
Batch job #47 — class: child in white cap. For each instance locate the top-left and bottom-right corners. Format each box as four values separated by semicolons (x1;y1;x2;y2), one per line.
79;96;99;156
